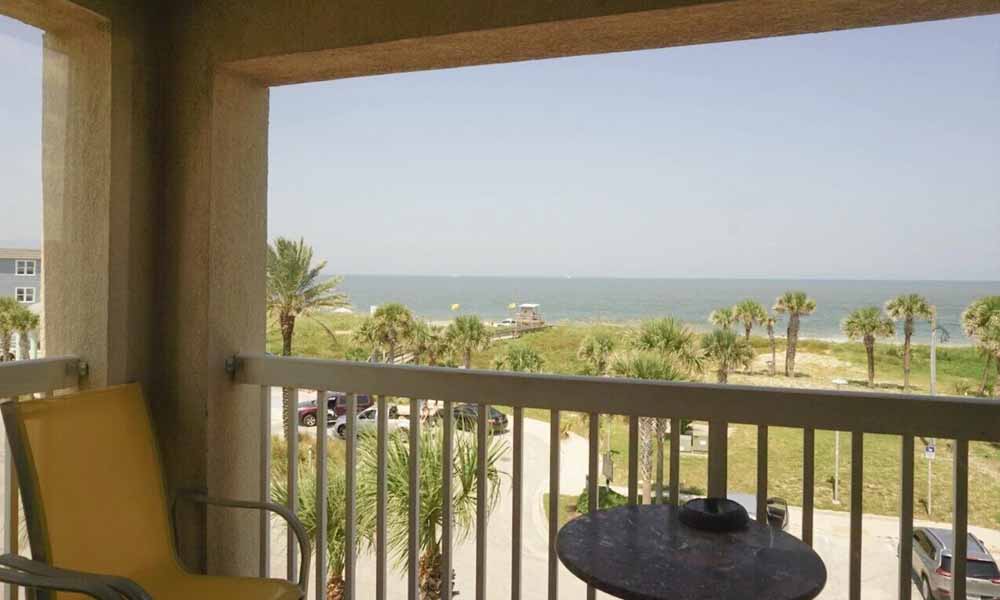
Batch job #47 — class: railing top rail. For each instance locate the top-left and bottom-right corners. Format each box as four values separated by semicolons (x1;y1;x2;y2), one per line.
0;356;84;397
232;353;1000;442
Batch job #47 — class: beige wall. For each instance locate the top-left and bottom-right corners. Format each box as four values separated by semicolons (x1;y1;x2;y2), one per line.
4;0;999;578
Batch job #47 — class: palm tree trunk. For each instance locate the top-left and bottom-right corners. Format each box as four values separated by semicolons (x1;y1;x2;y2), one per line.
418;547;444;599
865;338;875;386
327;573;345;600
995;356;1000;398
902;320;913;391
980;354;994;395
769;332;776;376
786;315;799;377
994;356;1000;398
280;314;296;431
18;330;30;360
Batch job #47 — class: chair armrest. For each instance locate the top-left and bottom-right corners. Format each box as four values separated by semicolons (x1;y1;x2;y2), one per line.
0;554;144;600
172;490;311;593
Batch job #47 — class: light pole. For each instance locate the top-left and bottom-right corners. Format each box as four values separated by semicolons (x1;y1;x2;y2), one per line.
832;378;848;504
927;310;948;515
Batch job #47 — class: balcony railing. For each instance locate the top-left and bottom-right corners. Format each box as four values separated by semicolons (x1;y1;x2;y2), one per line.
3;354;999;600
230;353;1000;600
0;356;85;600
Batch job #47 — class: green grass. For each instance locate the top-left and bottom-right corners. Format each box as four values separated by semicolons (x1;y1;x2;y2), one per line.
266;312;367;358
538;417;1000;529
543;493;585;528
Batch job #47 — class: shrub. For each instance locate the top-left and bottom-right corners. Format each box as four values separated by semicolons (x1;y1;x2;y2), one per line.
577;485;629;511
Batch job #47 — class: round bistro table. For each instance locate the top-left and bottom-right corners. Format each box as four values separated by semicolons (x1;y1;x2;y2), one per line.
556;504;826;600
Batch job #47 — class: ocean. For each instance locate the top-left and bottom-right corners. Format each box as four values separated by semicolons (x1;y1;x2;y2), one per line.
336;276;1000;345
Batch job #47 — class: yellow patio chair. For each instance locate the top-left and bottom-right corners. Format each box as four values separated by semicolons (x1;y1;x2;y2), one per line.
0;383;309;600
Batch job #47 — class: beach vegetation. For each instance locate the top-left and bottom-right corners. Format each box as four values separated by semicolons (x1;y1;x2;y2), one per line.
885;294;934;391
962;296;1000;396
773;291;816;378
356;425;506;599
842;306;896;386
733;299;767;342
445;315;492;369
701;327;754;384
576;333;616;376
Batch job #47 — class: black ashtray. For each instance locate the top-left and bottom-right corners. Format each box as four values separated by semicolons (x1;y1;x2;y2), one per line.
679;497;749;532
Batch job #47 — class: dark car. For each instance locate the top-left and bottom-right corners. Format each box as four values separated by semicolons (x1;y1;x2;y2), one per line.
297;392;373;427
435;404;508;434
728;493;790;530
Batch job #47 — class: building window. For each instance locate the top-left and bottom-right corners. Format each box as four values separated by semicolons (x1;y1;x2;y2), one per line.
15;260;37;276
15;287;36;303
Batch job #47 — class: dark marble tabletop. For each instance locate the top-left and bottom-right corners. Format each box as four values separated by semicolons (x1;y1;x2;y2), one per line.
556;504;826;600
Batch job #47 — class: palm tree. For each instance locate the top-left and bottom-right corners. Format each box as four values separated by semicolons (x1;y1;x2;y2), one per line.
701;328;754;384
885;294;934;391
366;303;416;364
0;297;18;361
576;333;616;375
356;425;506;599
762;312;781;376
267;237;349;429
610;351;684;504
493;344;544;373
979;315;1000;398
10;305;39;360
733;299;767;342
773;291;816;378
708;307;736;330
272;443;352;600
410;322;449;366
445;315;491;369
842;307;895;387
633;317;703;375
962;296;1000;395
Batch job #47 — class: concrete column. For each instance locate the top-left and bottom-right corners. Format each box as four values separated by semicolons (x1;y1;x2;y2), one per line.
157;58;269;575
35;2;157;389
41;23;113;384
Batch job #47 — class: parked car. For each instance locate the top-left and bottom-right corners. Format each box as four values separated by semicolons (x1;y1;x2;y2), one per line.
728;493;789;530
434;404;508;434
333;405;407;439
911;527;1000;600
298;392;373;427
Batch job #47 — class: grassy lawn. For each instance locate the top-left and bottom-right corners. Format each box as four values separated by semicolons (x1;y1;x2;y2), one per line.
543;493;580;528
537;418;1000;529
270;316;1000;529
266;312;367;358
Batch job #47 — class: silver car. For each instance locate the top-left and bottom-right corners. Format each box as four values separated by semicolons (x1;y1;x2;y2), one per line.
912;527;1000;599
333;405;408;439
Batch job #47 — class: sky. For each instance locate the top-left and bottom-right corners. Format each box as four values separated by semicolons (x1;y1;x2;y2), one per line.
2;14;999;279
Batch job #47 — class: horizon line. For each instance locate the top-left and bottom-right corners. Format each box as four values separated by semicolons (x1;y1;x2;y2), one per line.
329;273;1000;284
